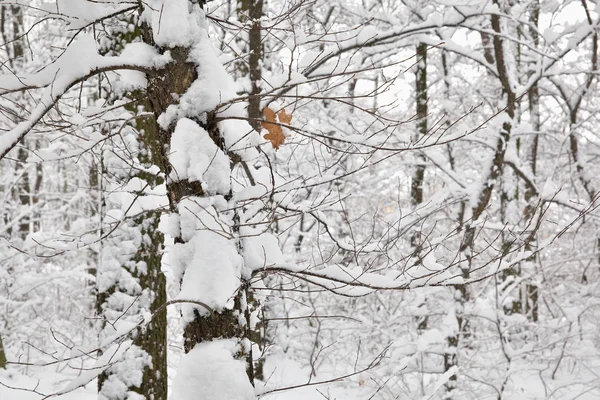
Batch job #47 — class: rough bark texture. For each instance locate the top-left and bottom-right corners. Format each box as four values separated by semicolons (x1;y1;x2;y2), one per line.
96;16;168;400
131;210;168;399
140;7;255;383
240;0;264;132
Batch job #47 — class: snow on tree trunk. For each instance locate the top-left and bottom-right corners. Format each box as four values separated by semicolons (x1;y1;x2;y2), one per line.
521;0;541;322
96;119;168;400
237;0;268;380
96;13;168;400
445;7;517;397
139;1;269;397
96;139;168;400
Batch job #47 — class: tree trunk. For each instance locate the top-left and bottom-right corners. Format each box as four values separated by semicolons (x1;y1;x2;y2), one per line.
522;0;541;322
240;0;264;132
238;0;266;379
445;7;516;398
411;42;427;258
412;43;429;337
140;4;257;396
0;333;6;369
96;15;168;400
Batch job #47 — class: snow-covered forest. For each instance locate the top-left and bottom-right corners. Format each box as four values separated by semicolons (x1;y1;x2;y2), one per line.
0;0;599;399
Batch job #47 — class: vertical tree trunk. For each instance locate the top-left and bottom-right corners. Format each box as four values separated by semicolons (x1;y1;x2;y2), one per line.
140;4;257;396
239;0;266;379
412;43;429;338
96;15;168;400
241;0;264;132
0;333;6;369
445;7;516;398
440;49;465;397
522;0;541;322
10;4;31;240
0;4;28;369
411;42;427;258
566;0;599;274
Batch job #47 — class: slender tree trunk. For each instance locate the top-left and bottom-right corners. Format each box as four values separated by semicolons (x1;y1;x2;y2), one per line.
411;42;427;258
445;8;516;398
0;4;28;369
241;0;264;132
10;4;30;240
522;0;541;322
412;43;429;337
555;0;599;277
239;0;266;379
0;333;6;369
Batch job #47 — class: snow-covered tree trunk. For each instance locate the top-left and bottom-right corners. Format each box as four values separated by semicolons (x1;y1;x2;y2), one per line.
139;2;261;398
0;3;29;371
96;14;168;400
5;4;32;240
560;0;599;274
445;7;516;397
96;135;168;400
521;0;541;322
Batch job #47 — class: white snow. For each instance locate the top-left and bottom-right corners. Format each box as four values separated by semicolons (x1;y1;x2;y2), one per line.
240;226;284;272
169;198;243;317
170;340;254;400
0;34;170;157
169;118;231;195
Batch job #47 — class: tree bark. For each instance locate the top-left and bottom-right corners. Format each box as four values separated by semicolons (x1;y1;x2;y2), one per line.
140;4;255;387
0;333;6;369
96;15;168;400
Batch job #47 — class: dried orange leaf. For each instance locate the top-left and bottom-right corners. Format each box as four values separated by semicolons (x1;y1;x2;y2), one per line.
261;106;289;150
263;106;276;124
277;108;293;124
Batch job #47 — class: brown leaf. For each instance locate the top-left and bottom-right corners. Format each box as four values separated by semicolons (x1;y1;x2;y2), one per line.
261;107;292;150
277;108;293;125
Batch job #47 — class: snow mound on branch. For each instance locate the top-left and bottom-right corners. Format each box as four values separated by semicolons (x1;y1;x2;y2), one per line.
170;340;254;400
146;0;203;48
170;198;243;317
153;5;238;129
39;0;130;30
241;226;284;272
172;232;243;318
170;118;230;195
0;369;95;400
218;102;262;160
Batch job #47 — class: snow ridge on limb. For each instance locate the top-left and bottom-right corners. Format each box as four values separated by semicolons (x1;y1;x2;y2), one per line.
0;33;170;160
255;244;535;297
